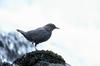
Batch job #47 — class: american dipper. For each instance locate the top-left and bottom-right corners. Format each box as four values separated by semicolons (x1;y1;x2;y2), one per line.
17;23;59;50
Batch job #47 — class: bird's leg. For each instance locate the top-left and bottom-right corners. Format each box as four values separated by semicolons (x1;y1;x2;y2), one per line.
32;42;38;51
35;43;38;51
32;42;36;51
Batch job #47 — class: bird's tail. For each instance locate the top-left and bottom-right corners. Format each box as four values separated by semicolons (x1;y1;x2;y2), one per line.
16;29;26;36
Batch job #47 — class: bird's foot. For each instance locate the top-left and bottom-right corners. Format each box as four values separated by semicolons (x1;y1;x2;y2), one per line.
35;47;38;51
35;49;38;51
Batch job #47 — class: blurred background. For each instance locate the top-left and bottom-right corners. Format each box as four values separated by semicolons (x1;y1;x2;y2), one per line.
0;0;100;66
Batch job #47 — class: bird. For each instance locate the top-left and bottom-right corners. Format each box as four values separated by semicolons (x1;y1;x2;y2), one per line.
16;23;59;50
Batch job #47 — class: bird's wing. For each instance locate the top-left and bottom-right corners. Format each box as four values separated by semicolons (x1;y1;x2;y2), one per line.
26;28;51;42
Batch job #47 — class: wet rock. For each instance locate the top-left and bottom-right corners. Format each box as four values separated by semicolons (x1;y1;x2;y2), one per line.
0;41;4;47
35;61;49;66
0;62;13;66
0;32;32;62
13;50;70;66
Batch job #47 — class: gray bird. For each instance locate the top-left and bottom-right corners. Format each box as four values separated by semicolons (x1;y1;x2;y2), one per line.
16;23;59;50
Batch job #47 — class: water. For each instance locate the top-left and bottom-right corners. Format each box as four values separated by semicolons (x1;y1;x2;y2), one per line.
0;31;33;63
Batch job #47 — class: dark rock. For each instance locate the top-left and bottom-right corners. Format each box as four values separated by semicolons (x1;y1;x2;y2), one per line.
0;41;4;47
35;61;49;66
0;62;13;66
13;50;67;66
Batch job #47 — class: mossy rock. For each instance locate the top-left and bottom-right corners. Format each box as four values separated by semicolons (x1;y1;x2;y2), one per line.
0;62;13;66
13;50;67;66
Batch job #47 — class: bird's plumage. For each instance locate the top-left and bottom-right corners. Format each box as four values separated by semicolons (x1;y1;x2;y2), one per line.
17;23;59;50
26;28;51;44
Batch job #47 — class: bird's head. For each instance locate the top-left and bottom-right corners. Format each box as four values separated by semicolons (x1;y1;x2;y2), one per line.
44;23;59;31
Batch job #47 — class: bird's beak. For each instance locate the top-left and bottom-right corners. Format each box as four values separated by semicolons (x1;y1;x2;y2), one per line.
56;27;59;29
